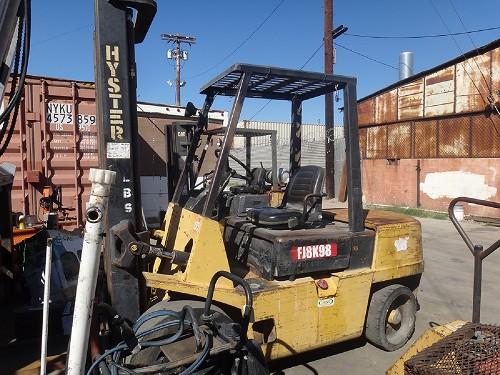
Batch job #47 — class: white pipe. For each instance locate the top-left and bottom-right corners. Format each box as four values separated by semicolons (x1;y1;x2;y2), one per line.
66;169;116;375
40;238;53;375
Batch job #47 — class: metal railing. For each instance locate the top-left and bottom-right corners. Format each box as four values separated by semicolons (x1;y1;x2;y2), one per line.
448;197;500;323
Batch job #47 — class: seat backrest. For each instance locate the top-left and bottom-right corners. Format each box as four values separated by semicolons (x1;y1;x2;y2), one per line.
249;167;266;193
282;165;324;211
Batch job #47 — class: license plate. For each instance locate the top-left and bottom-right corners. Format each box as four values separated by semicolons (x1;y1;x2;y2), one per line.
290;243;337;261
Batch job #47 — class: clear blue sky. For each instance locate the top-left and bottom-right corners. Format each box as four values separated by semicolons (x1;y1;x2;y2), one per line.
30;1;499;124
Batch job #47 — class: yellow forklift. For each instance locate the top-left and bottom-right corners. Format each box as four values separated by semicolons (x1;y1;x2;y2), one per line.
86;1;424;373
91;63;425;373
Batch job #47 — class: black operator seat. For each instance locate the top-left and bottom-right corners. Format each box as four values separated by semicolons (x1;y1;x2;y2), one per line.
247;165;325;229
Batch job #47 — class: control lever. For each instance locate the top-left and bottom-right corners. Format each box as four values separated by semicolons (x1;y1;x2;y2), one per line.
128;241;190;266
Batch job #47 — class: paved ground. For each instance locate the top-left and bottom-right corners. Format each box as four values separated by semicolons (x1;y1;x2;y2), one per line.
271;217;499;375
1;217;498;374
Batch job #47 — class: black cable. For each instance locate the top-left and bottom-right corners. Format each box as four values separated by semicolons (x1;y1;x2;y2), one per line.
428;0;500;137
0;13;22;144
336;43;398;70
446;0;499;116
0;0;30;124
299;42;324;70
0;0;30;156
344;25;500;39
186;0;286;79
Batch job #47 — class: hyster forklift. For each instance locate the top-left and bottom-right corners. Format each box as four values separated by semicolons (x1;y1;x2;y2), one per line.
87;0;424;373
97;66;426;372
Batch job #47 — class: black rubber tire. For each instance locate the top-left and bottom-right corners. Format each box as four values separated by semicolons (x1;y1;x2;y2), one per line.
365;284;417;351
129;299;226;366
242;340;270;375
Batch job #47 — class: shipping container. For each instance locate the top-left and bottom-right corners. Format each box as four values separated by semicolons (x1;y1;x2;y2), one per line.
2;75;227;228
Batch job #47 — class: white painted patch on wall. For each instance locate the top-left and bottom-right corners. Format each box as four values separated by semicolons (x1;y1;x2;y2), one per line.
420;171;497;200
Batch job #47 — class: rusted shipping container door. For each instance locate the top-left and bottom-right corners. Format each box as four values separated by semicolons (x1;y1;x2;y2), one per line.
4;77;98;228
4;76;226;229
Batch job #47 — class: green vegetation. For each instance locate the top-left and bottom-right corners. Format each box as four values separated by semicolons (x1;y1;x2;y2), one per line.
367;205;448;220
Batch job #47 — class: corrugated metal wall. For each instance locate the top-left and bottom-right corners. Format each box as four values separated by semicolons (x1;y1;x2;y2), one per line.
356;41;499;218
232;120;344;171
358;44;499;126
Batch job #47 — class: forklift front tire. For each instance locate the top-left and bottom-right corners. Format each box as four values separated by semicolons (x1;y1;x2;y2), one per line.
365;284;417;351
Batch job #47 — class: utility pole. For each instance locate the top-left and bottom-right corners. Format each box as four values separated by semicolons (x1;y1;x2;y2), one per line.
161;33;196;106
324;0;335;198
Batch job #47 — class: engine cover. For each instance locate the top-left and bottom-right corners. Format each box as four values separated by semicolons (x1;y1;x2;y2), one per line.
224;217;375;280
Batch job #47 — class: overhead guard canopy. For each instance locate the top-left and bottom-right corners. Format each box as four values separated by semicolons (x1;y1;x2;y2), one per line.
200;63;356;101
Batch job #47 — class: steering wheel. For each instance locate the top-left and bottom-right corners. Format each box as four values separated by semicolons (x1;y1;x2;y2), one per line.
214;149;252;182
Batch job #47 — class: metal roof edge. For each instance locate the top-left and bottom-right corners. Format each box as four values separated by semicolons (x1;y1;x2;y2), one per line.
357;38;500;103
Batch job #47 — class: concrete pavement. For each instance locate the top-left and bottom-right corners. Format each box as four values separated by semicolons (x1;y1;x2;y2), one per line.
273;217;500;375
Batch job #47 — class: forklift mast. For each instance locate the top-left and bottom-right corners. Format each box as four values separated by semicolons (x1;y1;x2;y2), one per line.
94;0;156;321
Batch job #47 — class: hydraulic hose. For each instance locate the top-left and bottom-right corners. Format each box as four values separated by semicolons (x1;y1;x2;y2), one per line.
89;307;211;375
0;0;31;156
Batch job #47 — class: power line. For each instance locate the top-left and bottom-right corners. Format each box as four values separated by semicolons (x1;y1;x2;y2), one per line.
186;0;285;79
428;0;500;137
300;42;324;69
336;43;398;70
32;24;91;47
428;0;488;94
446;0;498;116
249;41;398;120
344;25;500;40
249;42;324;120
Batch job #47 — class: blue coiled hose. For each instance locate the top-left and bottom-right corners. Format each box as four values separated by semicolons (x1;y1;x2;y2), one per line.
87;309;211;375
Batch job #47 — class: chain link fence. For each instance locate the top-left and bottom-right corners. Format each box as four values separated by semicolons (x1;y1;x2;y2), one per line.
359;113;500;159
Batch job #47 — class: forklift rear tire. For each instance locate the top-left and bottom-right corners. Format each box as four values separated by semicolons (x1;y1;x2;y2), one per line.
365;284;417;351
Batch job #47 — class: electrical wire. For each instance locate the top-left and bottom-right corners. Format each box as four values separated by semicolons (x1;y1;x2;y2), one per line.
446;0;500;117
428;0;500;136
186;0;286;79
248;41;397;120
248;42;325;120
336;43;398;70
32;24;90;47
344;25;500;39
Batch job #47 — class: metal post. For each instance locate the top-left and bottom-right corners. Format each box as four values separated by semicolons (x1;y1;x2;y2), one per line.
162;33;196;107
40;238;53;375
175;41;181;105
202;73;251;216
324;0;335;198
245;135;251;178
416;159;421;208
472;245;483;323
290;99;302;175
344;80;364;232
67;168;116;375
271;131;278;191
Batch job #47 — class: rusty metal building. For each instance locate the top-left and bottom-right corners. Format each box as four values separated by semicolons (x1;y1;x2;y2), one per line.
357;39;499;218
